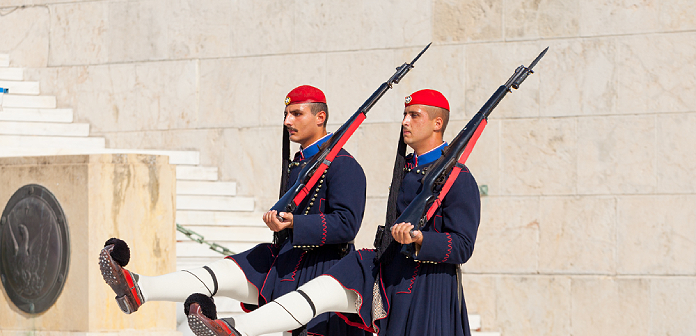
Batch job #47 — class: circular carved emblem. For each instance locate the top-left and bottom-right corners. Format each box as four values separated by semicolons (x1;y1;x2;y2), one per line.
0;184;70;314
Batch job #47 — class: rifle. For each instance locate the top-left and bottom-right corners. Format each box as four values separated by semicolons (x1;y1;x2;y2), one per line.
400;47;548;257
270;43;432;216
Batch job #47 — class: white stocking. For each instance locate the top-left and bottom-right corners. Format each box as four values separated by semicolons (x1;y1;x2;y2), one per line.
233;275;359;336
137;259;258;304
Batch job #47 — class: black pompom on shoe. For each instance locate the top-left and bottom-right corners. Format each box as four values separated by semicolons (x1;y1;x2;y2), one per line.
185;293;217;320
104;238;130;267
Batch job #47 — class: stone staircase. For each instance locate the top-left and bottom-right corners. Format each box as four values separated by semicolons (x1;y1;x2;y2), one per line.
0;53;499;336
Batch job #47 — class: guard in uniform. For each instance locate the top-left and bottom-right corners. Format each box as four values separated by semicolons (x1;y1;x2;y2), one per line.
99;85;370;336
185;89;481;336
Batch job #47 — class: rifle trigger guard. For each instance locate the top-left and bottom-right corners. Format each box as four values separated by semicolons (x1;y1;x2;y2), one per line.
322;159;332;167
454;162;466;170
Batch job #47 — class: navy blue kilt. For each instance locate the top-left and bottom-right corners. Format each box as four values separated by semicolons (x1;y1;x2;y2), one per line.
228;241;368;335
324;249;470;336
323;159;480;336
227;146;370;336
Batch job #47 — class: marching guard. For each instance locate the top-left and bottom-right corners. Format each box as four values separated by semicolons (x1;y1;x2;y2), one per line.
99;85;371;336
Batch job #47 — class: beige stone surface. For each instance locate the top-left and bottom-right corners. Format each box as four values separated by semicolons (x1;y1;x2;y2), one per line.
433;0;503;43
650;277;696;335
464;43;543;119
107;0;232;62
351;123;401;198
571;277;649;336
464;196;539;273
198;57;263;129
326;50;398;124
659;0;696;30
577;115;656;195
460;275;498;332
456;118;499;196
504;0;580;40
617;195;696;275
539;196;616;274
292;0;364;53
359;0;432;50
657;112;696;193
0;154;176;333
48;2;109;66
540;38;618;117
0;5;50;68
230;0;294;56
500;118;577;195
394;44;467;121
580;0;661;36
161;0;233;60
105;0;169;63
616;33;696;114
24;61;198;133
495;276;571;336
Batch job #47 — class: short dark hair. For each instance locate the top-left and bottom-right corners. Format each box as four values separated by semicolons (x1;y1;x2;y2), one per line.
425;105;449;134
309;102;329;127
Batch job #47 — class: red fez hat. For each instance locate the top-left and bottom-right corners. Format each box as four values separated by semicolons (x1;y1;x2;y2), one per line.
285;85;327;106
404;89;449;111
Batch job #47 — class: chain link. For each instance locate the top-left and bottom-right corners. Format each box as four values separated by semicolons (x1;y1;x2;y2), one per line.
176;224;235;256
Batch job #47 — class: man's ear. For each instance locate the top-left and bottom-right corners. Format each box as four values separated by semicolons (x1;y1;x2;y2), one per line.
316;110;327;127
433;116;444;132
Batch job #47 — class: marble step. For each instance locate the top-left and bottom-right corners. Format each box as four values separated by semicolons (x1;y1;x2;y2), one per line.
0;108;73;122
176;165;218;181
177;181;237;196
176;225;271;243
0;121;89;136
0;134;105;148
0;68;22;81
0;147;199;165
176;210;265;227
176;195;255;212
0;80;40;95
0;55;9;67
2;94;56;108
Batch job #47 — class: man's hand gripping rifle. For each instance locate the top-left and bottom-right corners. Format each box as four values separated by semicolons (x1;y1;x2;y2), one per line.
270;43;432;218
398;47;548;257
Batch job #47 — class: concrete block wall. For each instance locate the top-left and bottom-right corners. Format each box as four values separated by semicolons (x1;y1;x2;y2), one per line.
3;1;696;335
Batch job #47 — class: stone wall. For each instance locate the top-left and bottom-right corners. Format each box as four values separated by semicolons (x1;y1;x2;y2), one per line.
2;0;695;335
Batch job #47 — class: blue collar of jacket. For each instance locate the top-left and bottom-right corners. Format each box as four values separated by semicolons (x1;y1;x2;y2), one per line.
409;142;448;167
299;133;332;160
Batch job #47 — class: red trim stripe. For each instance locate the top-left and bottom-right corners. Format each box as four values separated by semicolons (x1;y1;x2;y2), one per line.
425;119;487;220
292;113;366;206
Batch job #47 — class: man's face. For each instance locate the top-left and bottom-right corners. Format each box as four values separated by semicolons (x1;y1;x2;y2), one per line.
402;104;437;147
284;103;324;147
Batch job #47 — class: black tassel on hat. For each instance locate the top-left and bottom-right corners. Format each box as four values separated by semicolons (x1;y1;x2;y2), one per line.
274;123;292;246
375;127;407;263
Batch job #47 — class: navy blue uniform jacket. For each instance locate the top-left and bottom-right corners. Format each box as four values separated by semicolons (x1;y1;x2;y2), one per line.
325;143;481;336
228;134;370;336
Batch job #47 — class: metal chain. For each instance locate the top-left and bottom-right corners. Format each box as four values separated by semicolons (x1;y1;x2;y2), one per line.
176;224;235;256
